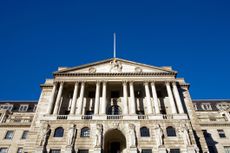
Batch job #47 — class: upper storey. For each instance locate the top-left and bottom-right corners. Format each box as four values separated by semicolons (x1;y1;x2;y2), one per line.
53;58;177;76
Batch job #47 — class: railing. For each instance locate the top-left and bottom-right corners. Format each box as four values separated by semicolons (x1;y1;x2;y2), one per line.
107;115;123;120
56;115;68;120
138;115;148;120
81;115;92;120
163;114;173;119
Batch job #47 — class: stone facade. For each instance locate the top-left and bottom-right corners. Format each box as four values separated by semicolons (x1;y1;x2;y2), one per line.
0;58;229;153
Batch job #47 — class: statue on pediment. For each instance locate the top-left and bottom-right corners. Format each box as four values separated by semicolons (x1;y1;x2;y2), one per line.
94;124;103;147
179;124;191;146
110;60;122;72
67;124;76;146
155;124;164;147
128;124;136;148
39;122;50;147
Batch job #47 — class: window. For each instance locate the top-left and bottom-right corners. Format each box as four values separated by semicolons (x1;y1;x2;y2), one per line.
78;150;89;153
166;126;176;137
140;127;150;137
21;131;29;139
201;103;212;110
142;149;152;153
19;105;28;112
50;149;61;153
170;149;180;153
4;130;14;139
0;104;13;111
54;127;64;137
224;146;230;153
0;148;8;153
17;147;23;153
108;105;122;115
81;127;90;137
217;129;226;138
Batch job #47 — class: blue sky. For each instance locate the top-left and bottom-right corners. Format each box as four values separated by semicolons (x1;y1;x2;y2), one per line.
0;0;229;100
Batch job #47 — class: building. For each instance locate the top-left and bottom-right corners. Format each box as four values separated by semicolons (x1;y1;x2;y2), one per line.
0;58;230;153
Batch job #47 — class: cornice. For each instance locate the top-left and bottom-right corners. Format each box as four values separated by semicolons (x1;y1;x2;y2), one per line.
54;72;176;77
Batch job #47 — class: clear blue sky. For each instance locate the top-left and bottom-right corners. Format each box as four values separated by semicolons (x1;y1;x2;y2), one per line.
0;0;229;100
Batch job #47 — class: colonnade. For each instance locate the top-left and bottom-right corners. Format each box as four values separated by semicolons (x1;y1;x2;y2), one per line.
47;81;184;115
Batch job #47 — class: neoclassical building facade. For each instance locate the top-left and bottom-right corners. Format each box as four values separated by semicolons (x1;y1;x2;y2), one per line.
0;58;230;153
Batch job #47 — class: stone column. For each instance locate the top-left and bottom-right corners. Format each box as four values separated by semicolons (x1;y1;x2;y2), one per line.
70;82;79;115
144;82;153;114
172;82;184;114
47;82;57;114
94;82;100;115
122;82;128;115
165;82;177;114
53;82;64;115
151;82;160;114
76;82;85;115
129;82;136;115
101;82;107;114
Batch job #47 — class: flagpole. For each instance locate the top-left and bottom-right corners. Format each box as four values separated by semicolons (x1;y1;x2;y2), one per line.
113;33;116;58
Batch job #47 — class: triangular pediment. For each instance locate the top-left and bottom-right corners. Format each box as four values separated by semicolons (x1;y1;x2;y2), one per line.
54;58;176;74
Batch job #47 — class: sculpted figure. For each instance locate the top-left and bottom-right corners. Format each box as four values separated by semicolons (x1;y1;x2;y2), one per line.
155;124;164;147
110;60;122;72
95;124;103;147
39;123;50;147
67;124;76;146
129;124;136;147
180;124;191;146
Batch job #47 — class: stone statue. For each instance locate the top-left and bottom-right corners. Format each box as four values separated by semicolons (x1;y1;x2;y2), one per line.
94;124;103;147
155;124;164;147
67;124;76;146
110;60;122;72
39;123;50;147
129;124;136;147
180;124;191;146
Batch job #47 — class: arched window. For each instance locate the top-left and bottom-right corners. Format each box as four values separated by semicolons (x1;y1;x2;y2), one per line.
140;127;150;137
166;126;176;137
54;127;64;137
80;127;90;137
108;105;122;115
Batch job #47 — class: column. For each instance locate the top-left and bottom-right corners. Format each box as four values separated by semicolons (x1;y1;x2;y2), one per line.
101;82;107;114
144;82;153;114
94;82;100;115
76;82;85;115
129;82;136;115
70;82;79;115
151;82;160;114
53;82;64;115
122;82;128;115
47;82;57;114
172;82;184;114
165;82;177;114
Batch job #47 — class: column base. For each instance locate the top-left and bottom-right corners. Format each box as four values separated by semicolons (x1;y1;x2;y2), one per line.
129;147;138;153
94;147;102;153
158;146;167;153
66;145;74;153
35;146;44;153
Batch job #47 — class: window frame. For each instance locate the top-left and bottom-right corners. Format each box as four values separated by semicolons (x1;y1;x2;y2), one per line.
21;130;29;139
49;149;61;153
53;127;64;137
166;126;176;137
140;127;150;137
170;148;180;153
18;105;29;112
80;127;90;137
4;130;14;140
0;147;8;153
17;147;23;153
217;129;226;138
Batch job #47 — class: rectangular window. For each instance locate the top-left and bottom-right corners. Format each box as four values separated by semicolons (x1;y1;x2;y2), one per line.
170;149;180;153
19;105;28;112
4;130;14;139
0;148;8;153
21;130;29;139
142;149;152;153
17;147;23;153
224;146;230;153
50;149;61;153
78;150;89;153
218;129;226;138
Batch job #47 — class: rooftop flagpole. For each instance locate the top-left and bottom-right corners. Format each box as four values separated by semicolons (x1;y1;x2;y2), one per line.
113;33;116;58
